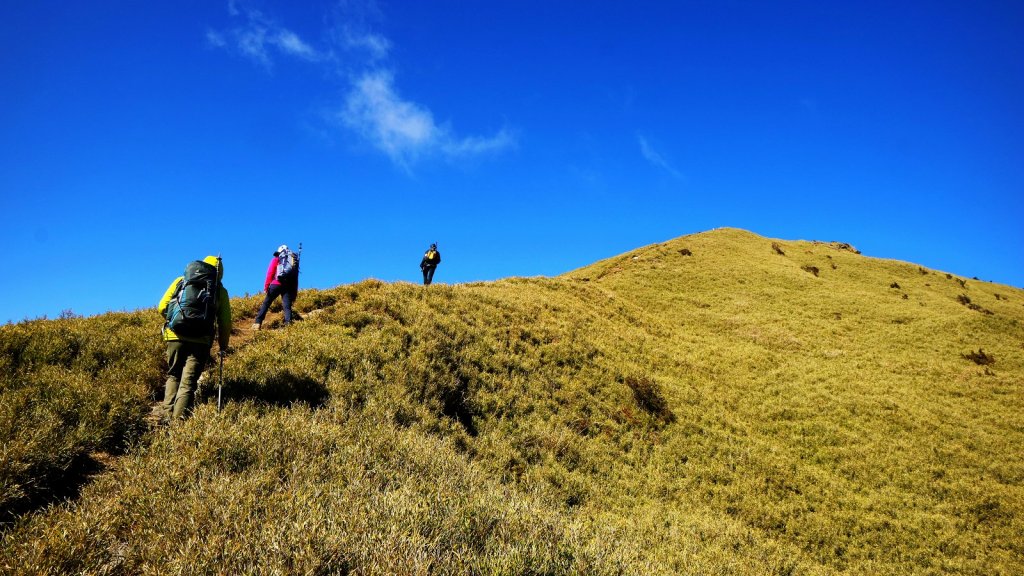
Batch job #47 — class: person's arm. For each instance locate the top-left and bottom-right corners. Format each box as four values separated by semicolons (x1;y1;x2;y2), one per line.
158;278;182;314
435;251;441;265
264;258;277;292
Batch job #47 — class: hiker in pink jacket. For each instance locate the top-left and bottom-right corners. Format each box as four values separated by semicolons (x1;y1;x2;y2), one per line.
252;244;299;330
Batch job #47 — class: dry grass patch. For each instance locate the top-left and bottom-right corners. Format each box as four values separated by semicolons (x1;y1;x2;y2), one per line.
3;227;1024;575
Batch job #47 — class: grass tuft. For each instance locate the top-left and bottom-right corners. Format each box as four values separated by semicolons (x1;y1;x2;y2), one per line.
957;294;994;315
962;349;995;365
624;374;676;424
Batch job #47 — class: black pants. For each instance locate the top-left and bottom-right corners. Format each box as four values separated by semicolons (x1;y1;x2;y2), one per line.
422;265;436;285
255;283;295;325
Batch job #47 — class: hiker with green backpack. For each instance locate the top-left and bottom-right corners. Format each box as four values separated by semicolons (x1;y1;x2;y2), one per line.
158;255;232;421
252;244;299;330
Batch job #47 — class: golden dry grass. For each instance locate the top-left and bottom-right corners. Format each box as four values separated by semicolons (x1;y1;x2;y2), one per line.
1;227;1022;574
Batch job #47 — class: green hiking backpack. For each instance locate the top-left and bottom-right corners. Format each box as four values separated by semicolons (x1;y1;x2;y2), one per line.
165;260;219;337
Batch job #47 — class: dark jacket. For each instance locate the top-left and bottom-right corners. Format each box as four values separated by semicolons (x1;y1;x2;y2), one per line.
420;249;441;269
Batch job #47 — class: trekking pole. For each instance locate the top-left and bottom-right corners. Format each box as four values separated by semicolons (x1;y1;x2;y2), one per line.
218;350;224;411
217;253;224;412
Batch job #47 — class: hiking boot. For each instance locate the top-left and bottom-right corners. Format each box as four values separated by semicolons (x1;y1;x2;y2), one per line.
251;322;261;331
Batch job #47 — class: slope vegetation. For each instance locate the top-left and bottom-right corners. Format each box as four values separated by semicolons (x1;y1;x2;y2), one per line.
1;228;1022;574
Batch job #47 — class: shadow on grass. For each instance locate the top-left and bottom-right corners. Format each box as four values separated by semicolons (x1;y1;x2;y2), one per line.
2;374;327;531
0;451;110;533
216;371;330;409
440;375;479;437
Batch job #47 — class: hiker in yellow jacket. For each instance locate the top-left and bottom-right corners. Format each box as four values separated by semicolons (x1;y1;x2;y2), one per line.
158;256;232;421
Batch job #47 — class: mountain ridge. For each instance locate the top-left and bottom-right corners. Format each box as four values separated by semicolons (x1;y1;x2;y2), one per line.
2;227;1022;574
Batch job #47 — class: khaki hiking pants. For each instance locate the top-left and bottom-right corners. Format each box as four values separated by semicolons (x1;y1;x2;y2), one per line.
163;341;210;420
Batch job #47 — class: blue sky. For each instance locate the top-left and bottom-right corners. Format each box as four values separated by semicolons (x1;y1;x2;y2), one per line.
2;0;1022;323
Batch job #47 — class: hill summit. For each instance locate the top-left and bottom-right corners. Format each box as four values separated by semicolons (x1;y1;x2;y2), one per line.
2;228;1022;574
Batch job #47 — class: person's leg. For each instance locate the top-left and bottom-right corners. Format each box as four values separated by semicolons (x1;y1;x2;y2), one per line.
253;285;282;325
422;267;429;285
172;343;210;420
163;341;187;418
281;288;293;325
426;266;435;285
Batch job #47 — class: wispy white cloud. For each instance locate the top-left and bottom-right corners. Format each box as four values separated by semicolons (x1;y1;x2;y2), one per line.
342;29;390;61
236;25;272;66
210;1;514;168
327;0;389;60
206;30;227;48
275;30;319;60
638;135;684;180
209;2;323;67
343;71;437;161
342;71;514;166
441;130;516;157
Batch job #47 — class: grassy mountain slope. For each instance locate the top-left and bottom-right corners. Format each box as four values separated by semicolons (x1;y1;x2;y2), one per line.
1;228;1022;574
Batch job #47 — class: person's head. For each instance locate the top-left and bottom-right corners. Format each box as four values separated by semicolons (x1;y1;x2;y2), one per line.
430;243;437;251
273;244;289;257
203;255;224;281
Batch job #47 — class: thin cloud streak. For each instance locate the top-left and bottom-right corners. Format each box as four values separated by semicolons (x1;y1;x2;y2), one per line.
275;30;319;60
638;135;684;180
442;130;516;156
342;29;391;61
209;3;324;67
206;30;227;48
